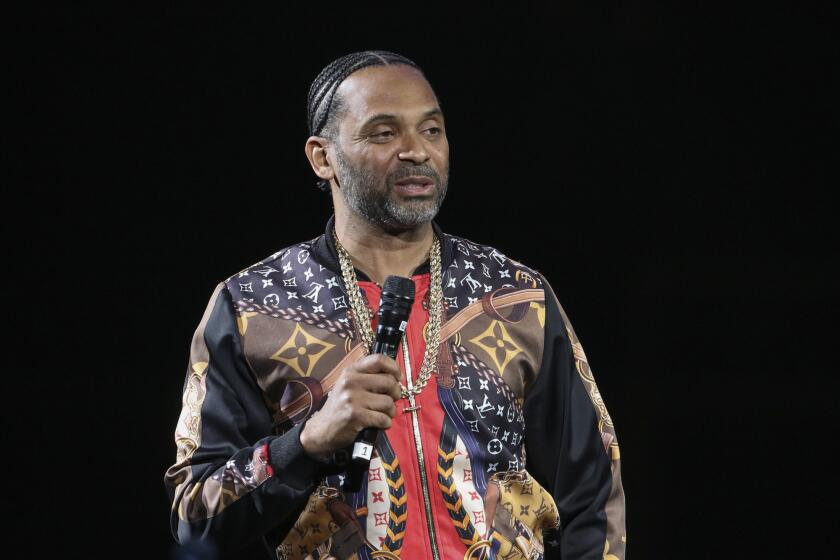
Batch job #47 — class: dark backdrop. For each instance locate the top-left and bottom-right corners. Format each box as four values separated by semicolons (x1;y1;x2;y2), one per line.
9;4;836;558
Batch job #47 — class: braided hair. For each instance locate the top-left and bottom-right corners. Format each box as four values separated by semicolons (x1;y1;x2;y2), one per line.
307;50;425;192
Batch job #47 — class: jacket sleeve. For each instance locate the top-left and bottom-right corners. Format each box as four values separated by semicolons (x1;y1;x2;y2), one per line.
164;282;326;554
523;274;627;560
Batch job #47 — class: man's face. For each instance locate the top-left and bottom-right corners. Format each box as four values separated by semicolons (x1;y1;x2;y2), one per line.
330;65;450;233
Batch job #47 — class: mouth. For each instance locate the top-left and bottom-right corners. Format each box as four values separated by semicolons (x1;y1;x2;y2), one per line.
393;176;435;196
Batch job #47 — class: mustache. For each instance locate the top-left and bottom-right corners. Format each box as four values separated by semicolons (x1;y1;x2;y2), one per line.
387;164;441;186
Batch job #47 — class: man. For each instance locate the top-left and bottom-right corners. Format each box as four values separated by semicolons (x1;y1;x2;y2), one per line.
165;50;626;560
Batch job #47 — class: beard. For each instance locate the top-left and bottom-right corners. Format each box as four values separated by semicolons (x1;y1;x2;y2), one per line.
333;149;449;233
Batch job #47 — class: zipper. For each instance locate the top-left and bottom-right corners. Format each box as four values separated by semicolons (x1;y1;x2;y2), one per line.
401;332;441;560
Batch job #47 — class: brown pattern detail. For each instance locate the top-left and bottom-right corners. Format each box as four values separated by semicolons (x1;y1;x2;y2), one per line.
483;471;559;560
481;286;530;324
277;343;366;421
271;377;325;429
435;340;457;388
244;287;538;423
235;300;354;339
277;488;339;559
439;289;545;344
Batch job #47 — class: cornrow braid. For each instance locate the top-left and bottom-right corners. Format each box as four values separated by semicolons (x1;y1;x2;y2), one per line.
307;50;424;192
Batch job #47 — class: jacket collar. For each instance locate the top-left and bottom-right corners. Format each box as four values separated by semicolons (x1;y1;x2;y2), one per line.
312;214;455;282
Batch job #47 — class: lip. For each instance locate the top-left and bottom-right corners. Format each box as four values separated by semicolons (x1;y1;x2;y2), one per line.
393;182;435;196
394;176;434;187
393;176;435;196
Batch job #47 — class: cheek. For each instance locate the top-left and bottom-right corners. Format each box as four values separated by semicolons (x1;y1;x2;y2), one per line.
367;153;400;181
433;144;450;171
433;138;450;160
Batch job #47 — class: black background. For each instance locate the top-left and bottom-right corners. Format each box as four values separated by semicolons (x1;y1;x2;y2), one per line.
8;3;837;558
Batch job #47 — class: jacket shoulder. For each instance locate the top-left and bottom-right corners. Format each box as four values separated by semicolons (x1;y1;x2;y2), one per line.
223;236;322;305
443;232;545;290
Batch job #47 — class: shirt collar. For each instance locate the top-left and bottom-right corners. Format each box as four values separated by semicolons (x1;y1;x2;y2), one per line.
312;214;454;282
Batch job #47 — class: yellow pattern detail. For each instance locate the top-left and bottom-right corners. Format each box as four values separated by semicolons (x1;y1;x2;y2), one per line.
530;302;545;328
438;448;457;461
385;475;404;489
604;539;620;560
452;516;471;530
236;311;258;335
469;320;522;376
271;322;335;377
389;511;408;524
386;528;406;542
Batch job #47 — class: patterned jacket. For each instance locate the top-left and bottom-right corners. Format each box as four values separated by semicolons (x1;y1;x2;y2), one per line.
165;216;626;559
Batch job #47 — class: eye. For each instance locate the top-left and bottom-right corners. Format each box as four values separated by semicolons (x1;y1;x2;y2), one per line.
371;130;395;140
424;127;442;136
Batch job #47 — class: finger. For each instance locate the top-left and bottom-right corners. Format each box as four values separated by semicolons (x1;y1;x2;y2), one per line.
364;393;398;418
356;409;393;431
346;371;402;400
386;381;402;402
354;353;401;381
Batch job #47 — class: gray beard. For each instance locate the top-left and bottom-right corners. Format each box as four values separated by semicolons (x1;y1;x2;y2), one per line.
334;151;448;234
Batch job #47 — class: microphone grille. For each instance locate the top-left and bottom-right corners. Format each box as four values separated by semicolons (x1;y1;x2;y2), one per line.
382;275;415;302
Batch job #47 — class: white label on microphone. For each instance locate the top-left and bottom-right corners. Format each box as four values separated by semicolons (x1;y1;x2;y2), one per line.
353;441;374;461
399;320;408;332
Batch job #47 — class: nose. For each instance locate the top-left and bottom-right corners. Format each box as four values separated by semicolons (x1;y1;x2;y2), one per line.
397;132;429;164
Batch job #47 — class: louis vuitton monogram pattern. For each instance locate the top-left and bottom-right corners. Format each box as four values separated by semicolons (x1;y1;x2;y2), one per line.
166;220;624;560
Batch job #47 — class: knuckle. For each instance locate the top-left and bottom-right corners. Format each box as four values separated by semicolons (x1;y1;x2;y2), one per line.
338;392;353;408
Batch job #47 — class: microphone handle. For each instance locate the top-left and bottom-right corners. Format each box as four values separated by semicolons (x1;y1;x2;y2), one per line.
342;339;402;493
354;339;399;449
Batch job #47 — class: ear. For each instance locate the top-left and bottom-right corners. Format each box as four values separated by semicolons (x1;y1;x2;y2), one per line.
304;136;335;183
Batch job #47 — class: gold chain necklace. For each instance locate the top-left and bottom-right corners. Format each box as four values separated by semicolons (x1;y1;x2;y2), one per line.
333;228;443;399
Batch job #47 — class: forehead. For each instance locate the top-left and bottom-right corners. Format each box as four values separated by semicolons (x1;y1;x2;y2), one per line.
336;65;440;124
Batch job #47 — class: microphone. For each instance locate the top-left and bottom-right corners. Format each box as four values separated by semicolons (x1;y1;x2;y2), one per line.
342;275;415;493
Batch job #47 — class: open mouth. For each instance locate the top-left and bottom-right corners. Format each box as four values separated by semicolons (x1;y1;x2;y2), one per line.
393;176;435;195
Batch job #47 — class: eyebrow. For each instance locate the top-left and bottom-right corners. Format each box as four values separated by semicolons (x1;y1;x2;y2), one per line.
359;108;444;129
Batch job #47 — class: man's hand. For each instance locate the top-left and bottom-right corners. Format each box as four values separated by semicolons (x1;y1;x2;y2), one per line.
299;353;402;460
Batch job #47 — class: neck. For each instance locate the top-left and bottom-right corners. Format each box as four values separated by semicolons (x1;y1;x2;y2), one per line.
333;208;434;286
